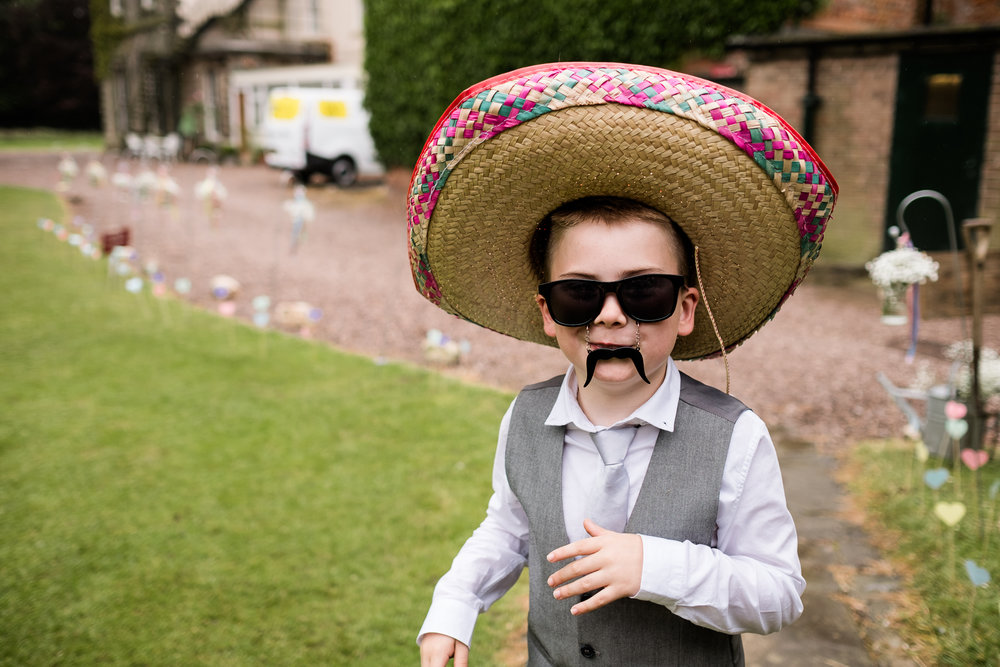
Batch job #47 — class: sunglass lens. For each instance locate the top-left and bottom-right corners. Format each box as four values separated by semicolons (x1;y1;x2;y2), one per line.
619;275;678;321
549;281;602;325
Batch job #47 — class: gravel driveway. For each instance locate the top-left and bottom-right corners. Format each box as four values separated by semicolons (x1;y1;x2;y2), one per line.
5;152;997;450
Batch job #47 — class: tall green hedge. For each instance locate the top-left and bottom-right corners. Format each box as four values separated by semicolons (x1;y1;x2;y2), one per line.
363;0;820;169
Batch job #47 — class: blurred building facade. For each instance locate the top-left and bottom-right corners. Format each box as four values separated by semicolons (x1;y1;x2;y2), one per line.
726;0;1000;268
98;0;999;275
98;0;363;158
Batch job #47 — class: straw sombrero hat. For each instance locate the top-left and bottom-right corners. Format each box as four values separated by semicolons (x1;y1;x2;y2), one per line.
407;62;837;360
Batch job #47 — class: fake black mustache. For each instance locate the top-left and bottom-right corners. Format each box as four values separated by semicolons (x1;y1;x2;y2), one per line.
584;346;649;387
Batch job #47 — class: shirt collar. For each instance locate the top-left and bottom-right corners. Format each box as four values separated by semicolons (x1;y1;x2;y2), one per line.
544;358;681;433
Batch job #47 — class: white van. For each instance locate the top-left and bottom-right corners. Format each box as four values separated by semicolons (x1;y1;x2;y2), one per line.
259;87;384;187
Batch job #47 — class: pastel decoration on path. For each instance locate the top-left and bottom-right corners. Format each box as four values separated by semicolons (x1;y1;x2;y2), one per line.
218;301;237;318
85;158;108;188
964;560;991;588
283;185;316;254
57;153;79;191
934;501;966;527
135;166;158;201
112;161;133;201
125;277;144;294
924;468;949;490
174;278;192;295
961;449;989;471
252;295;271;329
195;167;228;224
945;401;968;420
210;275;241;301
946;418;969;440
155;166;180;207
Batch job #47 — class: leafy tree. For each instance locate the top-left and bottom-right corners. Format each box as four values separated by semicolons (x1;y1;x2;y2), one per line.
0;0;100;129
364;0;820;167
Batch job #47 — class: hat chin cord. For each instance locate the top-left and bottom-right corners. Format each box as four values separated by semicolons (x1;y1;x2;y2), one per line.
694;246;730;394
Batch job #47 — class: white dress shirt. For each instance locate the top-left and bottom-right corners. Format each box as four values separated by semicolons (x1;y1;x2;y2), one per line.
418;358;805;647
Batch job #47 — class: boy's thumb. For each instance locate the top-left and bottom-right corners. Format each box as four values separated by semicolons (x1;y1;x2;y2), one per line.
583;517;609;536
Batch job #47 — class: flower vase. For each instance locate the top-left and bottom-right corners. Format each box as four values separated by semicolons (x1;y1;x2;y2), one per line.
879;282;909;325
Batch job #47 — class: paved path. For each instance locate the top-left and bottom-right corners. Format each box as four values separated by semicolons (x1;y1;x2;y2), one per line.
743;430;914;666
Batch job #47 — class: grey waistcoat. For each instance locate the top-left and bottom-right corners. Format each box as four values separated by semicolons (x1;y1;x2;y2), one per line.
505;372;747;666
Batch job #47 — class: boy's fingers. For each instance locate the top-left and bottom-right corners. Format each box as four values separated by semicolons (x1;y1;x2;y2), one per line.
552;571;605;600
570;586;618;616
453;642;470;667
546;552;599;588
583;517;610;537
546;536;600;565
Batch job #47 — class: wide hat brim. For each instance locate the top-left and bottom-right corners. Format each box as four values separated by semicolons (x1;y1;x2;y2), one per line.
407;62;837;360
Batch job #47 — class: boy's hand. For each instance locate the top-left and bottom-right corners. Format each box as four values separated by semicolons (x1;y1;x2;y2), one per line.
420;633;469;667
546;518;643;615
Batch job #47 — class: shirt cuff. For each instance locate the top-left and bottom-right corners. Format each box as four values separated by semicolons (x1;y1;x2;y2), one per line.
416;597;481;648
633;533;688;609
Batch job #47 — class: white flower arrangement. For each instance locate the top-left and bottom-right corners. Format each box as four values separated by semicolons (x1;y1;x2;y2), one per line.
946;341;1000;400
865;247;940;288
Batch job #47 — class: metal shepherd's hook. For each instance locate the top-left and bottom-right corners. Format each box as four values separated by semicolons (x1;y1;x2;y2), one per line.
895;190;970;367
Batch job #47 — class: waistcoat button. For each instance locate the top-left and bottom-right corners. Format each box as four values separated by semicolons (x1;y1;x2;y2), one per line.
580;644;597;659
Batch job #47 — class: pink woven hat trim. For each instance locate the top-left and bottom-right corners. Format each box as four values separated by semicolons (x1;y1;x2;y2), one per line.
407;62;838;359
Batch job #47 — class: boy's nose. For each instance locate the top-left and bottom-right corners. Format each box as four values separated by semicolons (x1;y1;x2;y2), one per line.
593;293;629;327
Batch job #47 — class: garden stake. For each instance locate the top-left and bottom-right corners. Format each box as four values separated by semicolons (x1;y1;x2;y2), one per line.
965;585;979;644
934;500;966;583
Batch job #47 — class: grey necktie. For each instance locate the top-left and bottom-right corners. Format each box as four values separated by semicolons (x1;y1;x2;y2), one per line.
587;426;637;533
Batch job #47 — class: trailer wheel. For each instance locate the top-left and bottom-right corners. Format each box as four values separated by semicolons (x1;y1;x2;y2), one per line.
330;157;357;188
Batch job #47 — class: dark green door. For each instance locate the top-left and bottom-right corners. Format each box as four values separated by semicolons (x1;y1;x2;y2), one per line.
885;51;992;251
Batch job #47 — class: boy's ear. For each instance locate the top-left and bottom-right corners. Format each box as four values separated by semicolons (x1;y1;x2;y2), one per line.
676;287;699;337
535;294;559;338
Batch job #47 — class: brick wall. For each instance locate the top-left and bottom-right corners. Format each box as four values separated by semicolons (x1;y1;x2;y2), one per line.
743;54;898;266
803;0;921;30
812;55;899;265
744;59;808;128
802;0;1000;31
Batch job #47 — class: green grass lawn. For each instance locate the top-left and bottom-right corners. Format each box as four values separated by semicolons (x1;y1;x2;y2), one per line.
847;439;1000;665
0;186;526;665
0;129;105;152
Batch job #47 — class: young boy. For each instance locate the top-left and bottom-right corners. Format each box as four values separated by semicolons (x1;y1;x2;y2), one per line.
407;63;837;666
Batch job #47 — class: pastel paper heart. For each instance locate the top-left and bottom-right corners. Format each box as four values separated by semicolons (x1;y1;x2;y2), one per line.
124;277;143;294
961;448;989;471
964;560;991;588
218;301;237;317
924;468;949;490
945;401;967;420
934;501;966;527
945;418;969;440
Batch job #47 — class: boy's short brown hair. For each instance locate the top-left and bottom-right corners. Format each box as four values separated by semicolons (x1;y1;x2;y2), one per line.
530;197;696;286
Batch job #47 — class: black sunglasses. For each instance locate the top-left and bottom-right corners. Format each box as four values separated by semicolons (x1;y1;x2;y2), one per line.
538;274;686;327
